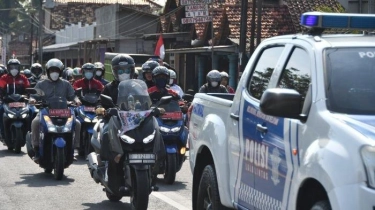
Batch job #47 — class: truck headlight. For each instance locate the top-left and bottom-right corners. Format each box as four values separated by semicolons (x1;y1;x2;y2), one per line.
361;145;375;189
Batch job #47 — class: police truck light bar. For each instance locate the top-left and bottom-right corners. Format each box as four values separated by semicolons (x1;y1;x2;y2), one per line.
301;12;375;30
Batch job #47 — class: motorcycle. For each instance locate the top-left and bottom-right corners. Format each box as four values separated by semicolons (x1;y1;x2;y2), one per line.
87;79;170;210
25;88;77;180
2;92;30;153
75;89;100;157
156;98;188;184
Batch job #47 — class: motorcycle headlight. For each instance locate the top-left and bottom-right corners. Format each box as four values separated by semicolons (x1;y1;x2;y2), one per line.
21;113;28;118
160;126;170;133
92;117;98;123
171;126;181;133
84;117;91;123
43;115;57;132
8;113;15;118
120;134;135;144
143;130;156;144
63;117;73;132
361;145;375;189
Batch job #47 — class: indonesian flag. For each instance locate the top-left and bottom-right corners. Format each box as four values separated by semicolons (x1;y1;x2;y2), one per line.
154;34;165;60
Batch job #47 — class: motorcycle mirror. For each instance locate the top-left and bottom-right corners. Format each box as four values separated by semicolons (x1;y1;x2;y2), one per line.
107;108;118;116
100;94;115;108
158;96;172;106
182;94;194;101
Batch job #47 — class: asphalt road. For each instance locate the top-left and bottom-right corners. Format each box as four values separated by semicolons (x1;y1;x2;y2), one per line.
0;144;192;210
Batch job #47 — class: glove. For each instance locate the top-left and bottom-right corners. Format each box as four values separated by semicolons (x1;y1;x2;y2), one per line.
95;107;106;115
158;108;166;115
29;98;36;105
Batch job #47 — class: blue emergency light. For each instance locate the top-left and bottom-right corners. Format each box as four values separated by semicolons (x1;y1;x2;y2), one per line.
301;12;375;30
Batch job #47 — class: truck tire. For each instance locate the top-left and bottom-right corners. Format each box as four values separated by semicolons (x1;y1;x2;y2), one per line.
196;165;230;210
311;201;331;210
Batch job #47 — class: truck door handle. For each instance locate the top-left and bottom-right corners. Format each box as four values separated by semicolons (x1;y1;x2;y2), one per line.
230;113;239;121
256;124;268;133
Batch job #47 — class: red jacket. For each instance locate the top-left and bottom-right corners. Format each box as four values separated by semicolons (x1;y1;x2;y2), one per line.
0;74;30;96
148;86;182;104
73;78;104;92
226;85;235;94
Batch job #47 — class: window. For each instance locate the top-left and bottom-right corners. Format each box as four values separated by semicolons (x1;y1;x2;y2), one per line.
249;46;285;100
278;47;311;103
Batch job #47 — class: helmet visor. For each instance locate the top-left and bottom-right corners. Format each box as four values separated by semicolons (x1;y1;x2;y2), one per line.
113;65;132;75
32;68;42;76
8;64;19;70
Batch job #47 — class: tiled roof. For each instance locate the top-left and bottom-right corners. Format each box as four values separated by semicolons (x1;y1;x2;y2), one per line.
54;0;150;5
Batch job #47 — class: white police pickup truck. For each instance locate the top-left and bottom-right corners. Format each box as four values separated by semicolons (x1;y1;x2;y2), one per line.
188;12;375;210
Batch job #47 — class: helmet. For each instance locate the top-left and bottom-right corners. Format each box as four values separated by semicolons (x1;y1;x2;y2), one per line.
45;58;64;75
220;71;229;78
142;60;159;78
111;54;135;81
72;67;82;80
0;64;7;77
81;63;96;80
7;59;21;76
23;69;32;78
168;69;176;85
206;70;222;87
30;63;43;79
152;66;170;88
94;62;105;77
134;67;141;79
62;67;73;80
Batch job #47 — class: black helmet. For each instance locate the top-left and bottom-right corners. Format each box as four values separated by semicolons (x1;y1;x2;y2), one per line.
7;59;21;76
94;62;105;77
30;63;43;79
152;66;170;88
111;54;135;81
62;67;73;81
81;63;96;80
0;64;7;77
142;60;159;78
206;69;221;83
24;69;32;78
45;58;64;78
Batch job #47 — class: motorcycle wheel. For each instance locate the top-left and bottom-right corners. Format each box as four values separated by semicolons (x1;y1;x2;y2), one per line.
164;153;177;184
131;169;150;210
25;132;35;158
14;128;23;154
54;147;65;180
105;190;122;202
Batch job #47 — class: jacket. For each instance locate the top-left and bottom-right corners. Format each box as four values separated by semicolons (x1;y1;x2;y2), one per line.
199;83;228;93
32;79;77;102
102;80;120;109
95;76;109;86
73;78;104;93
148;86;181;104
0;74;30;96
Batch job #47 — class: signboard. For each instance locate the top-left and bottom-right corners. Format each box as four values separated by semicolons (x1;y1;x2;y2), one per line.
180;0;212;5
185;4;208;11
182;16;213;24
185;11;209;17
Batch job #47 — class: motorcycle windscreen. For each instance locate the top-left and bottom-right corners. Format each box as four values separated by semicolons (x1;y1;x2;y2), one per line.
81;92;99;104
46;96;68;109
117;79;151;111
158;100;183;120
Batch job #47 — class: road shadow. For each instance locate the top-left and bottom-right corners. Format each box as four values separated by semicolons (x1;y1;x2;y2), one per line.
15;173;75;187
0;147;27;158
82;200;132;210
156;179;188;192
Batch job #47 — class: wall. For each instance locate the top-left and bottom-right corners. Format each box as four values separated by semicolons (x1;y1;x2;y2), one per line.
56;22;96;44
95;5;118;40
118;39;155;54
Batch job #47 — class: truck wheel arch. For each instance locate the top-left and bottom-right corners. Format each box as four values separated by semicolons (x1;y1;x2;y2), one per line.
296;178;330;210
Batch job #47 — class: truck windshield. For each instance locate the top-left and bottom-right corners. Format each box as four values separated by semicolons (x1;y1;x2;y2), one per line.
325;47;375;115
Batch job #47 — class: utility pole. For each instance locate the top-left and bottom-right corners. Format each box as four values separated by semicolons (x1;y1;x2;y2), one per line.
239;0;248;73
29;14;34;65
38;0;43;64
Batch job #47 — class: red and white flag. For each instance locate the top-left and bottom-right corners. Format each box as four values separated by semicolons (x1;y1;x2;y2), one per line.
154;34;165;60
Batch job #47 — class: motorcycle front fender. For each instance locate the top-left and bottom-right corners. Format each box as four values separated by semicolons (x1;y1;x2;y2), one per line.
87;127;94;134
11;121;24;128
165;144;177;153
130;164;150;171
54;137;66;148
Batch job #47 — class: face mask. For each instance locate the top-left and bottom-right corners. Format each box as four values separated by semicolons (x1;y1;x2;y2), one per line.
50;72;59;81
84;72;94;80
169;79;174;85
10;69;18;77
155;78;167;88
96;71;102;77
211;81;219;87
118;73;130;81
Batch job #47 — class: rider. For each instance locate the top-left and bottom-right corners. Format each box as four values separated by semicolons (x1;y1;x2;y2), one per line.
73;63;104;95
71;67;82;83
94;62;109;86
0;59;31;144
23;69;32;79
167;69;184;98
199;70;228;93
220;71;235;93
62;67;74;83
29;58;82;163
29;63;45;87
141;60;159;88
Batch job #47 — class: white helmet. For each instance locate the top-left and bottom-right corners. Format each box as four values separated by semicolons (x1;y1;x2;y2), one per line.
220;71;229;78
168;69;176;79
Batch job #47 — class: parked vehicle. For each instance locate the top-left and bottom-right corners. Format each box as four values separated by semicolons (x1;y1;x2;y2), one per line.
87;79;169;210
156;99;188;184
26;90;76;180
75;90;100;157
2;92;30;153
188;12;375;210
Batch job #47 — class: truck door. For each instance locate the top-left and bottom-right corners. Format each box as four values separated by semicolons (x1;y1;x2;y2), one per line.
234;45;288;209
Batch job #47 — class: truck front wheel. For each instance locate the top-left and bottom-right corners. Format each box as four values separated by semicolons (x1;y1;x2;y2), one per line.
311;201;331;210
196;165;230;210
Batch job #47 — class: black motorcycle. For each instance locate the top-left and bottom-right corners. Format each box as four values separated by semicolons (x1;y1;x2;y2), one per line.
87;79;169;210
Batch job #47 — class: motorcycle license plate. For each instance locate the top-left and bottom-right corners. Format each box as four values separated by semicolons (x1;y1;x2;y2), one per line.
84;106;95;112
9;102;26;108
127;153;155;164
49;109;71;118
161;111;183;120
